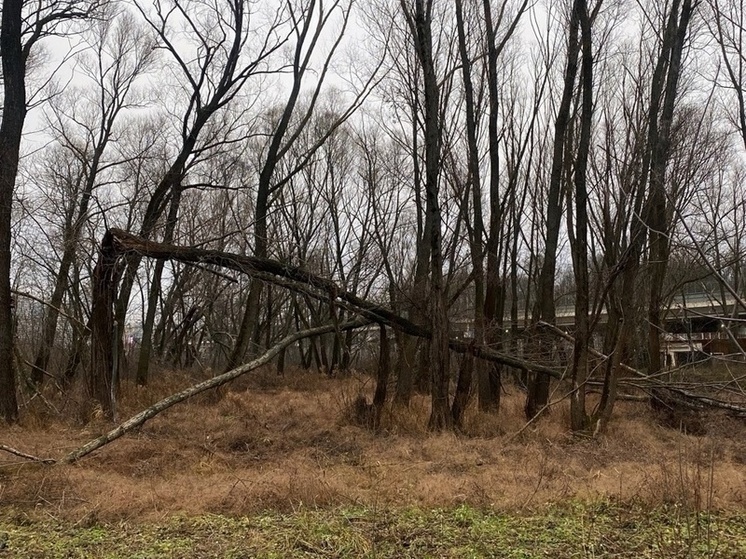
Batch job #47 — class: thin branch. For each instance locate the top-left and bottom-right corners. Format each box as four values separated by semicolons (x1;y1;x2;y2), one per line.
11;289;89;332
538;320;746;416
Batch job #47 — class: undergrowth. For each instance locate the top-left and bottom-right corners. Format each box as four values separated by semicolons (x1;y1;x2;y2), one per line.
1;367;745;556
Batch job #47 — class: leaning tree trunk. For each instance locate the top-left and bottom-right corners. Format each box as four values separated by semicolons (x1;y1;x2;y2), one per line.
31;246;74;385
66;318;371;463
226;13;316;371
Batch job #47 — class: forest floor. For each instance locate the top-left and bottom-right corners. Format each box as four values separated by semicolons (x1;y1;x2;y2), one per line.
1;367;746;557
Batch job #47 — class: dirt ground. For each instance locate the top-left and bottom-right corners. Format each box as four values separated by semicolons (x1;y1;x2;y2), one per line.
1;368;745;524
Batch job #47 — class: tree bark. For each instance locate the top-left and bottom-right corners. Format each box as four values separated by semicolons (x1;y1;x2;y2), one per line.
372;324;390;430
451;348;474;429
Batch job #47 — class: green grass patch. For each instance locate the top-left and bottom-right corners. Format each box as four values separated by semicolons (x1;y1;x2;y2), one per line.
1;502;745;558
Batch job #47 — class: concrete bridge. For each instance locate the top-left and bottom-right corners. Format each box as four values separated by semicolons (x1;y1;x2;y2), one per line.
453;292;746;366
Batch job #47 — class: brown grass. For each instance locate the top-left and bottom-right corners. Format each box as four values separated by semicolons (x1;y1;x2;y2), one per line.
1;367;746;524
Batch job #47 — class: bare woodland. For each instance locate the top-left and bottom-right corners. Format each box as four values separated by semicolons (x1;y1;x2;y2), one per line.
3;0;746;452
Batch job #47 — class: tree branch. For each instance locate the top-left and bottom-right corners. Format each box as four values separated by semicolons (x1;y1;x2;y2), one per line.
105;228;564;378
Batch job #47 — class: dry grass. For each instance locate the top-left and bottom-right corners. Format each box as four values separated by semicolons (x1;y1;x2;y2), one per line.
1;367;746;524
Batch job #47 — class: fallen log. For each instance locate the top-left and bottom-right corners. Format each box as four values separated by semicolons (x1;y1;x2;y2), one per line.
63;318;371;463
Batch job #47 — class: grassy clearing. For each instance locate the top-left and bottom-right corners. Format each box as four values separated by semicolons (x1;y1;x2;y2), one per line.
2;502;746;558
2;368;746;556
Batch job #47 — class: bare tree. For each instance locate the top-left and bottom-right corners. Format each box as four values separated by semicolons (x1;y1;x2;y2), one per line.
29;9;156;387
644;0;696;378
707;0;746;150
567;0;595;432
479;0;531;413
398;0;452;430
112;0;291;393
226;0;375;371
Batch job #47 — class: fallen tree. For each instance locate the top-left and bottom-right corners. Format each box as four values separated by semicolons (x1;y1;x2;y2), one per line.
5;226;743;463
80;227;746;437
538;321;746;418
88;228;565;418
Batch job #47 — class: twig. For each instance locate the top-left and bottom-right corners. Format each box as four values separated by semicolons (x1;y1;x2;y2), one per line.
507;386;574;443
0;444;56;465
11;289;89;332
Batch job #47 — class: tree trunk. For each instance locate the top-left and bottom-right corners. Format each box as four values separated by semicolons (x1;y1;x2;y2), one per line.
428;294;451;430
451;349;474;429
88;231;119;420
646;0;694;377
31;246;74;385
393;330;417;405
527;0;582;420
65;318;370;463
372;324;390;430
0;0;25;423
226;9;317;371
32;97;115;386
395;86;430;407
480;0;531;412
137;187;183;385
569;0;593;433
455;0;487;417
401;0;451;430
